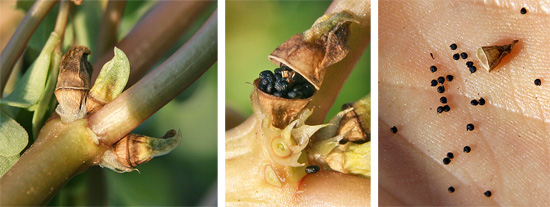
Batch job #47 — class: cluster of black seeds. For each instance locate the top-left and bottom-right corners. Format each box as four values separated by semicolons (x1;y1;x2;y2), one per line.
470;97;486;106
442;152;454;165
430;71;453;114
258;65;315;99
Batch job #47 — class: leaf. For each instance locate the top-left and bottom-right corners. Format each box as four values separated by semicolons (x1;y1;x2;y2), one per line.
0;111;29;157
0;32;60;109
89;47;130;103
0;154;19;177
32;49;61;138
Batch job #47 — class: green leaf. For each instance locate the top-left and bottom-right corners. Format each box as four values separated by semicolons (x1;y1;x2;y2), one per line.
0;154;19;177
15;0;36;12
0;32;60;109
32;50;62;138
0;111;29;157
89;47;130;104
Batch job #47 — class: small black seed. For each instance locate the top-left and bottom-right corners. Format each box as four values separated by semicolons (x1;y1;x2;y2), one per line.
390;126;398;133
273;91;284;97
520;7;527;14
466;123;474;131
287;91;302;99
479;97;486;105
259;70;273;79
460;52;468;59
446;75;454;81
305;165;320;174
430;65;437;73
440;97;447;104
471;99;479;106
437;86;445;93
469;66;477;74
443;105;450;112
484;191;492;197
453;53;460;60
266;82;274;94
274;80;290;92
438;76;445;84
448;186;455;193
464;146;471;153
443;157;451;165
447;152;454;159
431;79;438;87
534;79;541;86
274;68;282;75
437;106;444;114
275;73;283;81
430;53;434;59
450;43;457;50
466;61;474;67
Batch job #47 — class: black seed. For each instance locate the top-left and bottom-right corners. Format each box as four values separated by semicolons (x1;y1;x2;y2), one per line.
447;152;454;159
390;126;398;133
440;97;447;104
273;91;283;97
520;7;527;14
260;70;273;79
275;73;283;81
274;80;290;92
287;91;303;99
464;146;471;153
438;77;445;84
443;105;450;112
437;106;444;114
534;79;541;86
479;97;485;105
293;73;307;84
274;68;282;75
446;75;454;81
305;165;320;174
448;186;455;193
443;157;451;165
466;61;474;67
302;84;315;98
460;52;468;59
280;64;291;71
437;86;445;93
466;123;474;131
469;66;477;73
484;191;492;197
431;79;438;87
266;82;274;93
471;99;479;106
430;53;434;59
430;65;437;73
453;53;460;60
450;43;457;50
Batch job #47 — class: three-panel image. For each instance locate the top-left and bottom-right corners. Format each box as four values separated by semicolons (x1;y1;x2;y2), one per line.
0;0;547;206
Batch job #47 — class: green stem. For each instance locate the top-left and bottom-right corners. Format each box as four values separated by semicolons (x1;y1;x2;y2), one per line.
0;0;58;96
88;10;217;146
53;0;70;52
91;0;213;88
95;0;127;56
306;0;370;124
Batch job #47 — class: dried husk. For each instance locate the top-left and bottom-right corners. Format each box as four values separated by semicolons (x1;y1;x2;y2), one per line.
55;46;92;123
268;11;358;89
338;97;370;143
476;40;518;72
252;78;311;129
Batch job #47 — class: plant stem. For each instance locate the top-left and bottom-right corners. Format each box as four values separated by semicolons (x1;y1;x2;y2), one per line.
91;0;212;88
306;0;370;124
0;0;58;96
95;0;126;56
53;0;70;51
88;10;218;146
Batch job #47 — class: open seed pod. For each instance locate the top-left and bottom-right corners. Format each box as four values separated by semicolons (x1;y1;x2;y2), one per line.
268;11;358;89
476;40;518;72
338;97;370;143
252;78;312;129
54;46;93;123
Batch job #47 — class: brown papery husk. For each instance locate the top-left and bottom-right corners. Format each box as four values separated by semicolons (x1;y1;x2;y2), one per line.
337;103;368;143
268;15;355;89
86;95;106;114
253;78;312;129
114;134;152;168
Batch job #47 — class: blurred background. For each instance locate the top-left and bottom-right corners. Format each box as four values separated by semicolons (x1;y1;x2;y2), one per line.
226;1;371;128
1;0;217;206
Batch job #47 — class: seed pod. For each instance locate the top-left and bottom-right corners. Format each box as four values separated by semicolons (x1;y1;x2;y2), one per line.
55;46;93;123
252;78;311;128
99;129;181;173
337;97;369;143
476;40;518;72
268;11;358;89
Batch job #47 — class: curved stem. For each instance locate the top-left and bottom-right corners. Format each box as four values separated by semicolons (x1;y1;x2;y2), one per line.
0;0;58;96
89;10;218;146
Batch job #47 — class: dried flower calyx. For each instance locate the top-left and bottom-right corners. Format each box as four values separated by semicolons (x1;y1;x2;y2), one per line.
476;40;518;72
55;46;92;123
257;64;315;99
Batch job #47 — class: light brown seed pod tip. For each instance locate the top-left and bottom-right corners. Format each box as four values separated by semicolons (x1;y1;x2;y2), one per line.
476;40;518;72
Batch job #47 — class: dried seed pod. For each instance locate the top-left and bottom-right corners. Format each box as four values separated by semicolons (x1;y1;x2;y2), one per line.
337;101;369;143
252;78;311;129
476;40;518;72
268;11;358;89
55;46;93;123
99;129;181;173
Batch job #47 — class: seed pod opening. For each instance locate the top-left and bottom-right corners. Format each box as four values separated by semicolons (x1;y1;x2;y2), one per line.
476;40;518;72
252;78;311;128
55;46;93;123
268;11;358;89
